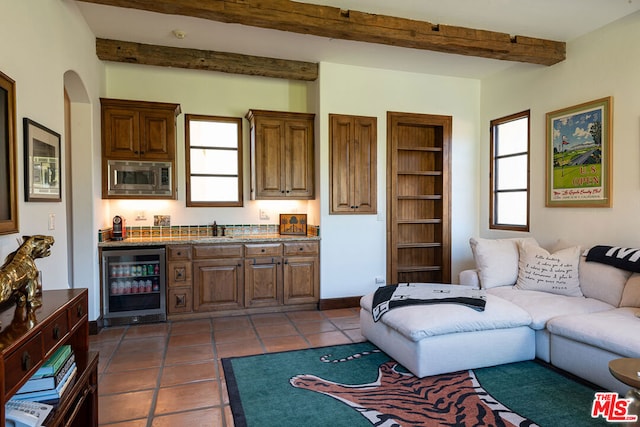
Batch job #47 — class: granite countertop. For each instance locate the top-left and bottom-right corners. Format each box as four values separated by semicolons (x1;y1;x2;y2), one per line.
98;234;320;247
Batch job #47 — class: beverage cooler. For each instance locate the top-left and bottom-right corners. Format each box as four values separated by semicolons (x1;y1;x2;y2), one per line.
101;246;166;325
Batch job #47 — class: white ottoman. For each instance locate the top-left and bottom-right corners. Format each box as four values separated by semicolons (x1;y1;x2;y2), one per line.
360;291;535;377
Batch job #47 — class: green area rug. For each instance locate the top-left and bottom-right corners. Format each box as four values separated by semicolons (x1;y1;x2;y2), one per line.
222;342;609;427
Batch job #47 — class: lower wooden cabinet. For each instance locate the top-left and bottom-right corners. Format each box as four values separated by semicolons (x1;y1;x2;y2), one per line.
284;255;319;305
167;240;319;318
193;258;244;312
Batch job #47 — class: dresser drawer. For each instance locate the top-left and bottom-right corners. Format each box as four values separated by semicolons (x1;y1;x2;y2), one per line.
5;333;44;394
43;311;70;351
193;244;243;259
284;242;319;256
70;294;88;328
245;243;282;257
167;245;192;260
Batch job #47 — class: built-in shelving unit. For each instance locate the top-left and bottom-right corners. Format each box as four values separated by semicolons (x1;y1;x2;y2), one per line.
387;112;452;284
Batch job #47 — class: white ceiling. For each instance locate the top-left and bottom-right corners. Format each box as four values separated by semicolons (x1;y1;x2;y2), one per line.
75;0;640;79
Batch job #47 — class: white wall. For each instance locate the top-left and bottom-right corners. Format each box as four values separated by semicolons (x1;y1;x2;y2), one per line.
480;11;640;251
102;63;314;227
0;1;104;319
317;63;480;298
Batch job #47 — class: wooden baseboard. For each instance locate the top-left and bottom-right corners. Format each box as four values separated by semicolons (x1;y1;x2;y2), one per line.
318;296;362;310
89;317;103;335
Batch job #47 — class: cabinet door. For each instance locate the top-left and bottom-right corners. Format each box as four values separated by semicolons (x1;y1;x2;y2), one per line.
253;117;285;198
330;114;377;213
168;287;192;313
248;110;315;200
244;257;282;308
284;119;314;198
283;256;319;305
193;258;244;311
103;107;140;158
140;109;175;160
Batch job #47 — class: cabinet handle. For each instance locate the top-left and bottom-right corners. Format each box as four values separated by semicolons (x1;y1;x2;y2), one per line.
177;251;182;256
77;305;84;317
53;325;61;340
261;248;265;253
21;351;31;371
176;294;186;307
237;263;242;267
284;260;289;265
299;247;304;251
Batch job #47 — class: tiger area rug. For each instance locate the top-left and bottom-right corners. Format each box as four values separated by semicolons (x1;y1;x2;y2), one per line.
222;342;610;427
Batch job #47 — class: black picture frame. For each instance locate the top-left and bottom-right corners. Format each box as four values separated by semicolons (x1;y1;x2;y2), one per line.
24;118;61;202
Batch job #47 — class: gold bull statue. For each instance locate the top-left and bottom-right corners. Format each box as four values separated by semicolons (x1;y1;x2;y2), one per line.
0;235;54;309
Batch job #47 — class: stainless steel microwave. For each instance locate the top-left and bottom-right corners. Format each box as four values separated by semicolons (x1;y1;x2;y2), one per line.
107;160;172;197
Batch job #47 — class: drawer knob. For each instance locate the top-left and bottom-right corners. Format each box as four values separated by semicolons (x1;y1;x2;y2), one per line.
261;249;266;253
21;351;32;371
177;251;182;256
176;294;186;307
299;247;304;251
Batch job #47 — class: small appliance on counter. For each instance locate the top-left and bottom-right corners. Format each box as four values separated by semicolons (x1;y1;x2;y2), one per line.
112;215;127;240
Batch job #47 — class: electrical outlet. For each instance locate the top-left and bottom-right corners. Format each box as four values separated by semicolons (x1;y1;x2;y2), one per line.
259;209;270;220
375;276;385;284
48;213;55;230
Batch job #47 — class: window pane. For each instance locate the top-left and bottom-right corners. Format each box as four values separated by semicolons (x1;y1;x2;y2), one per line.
491;111;529;231
190;148;238;175
190;176;239;202
189;120;238;148
186;115;243;206
496;192;527;226
496;155;527;190
496;117;528;156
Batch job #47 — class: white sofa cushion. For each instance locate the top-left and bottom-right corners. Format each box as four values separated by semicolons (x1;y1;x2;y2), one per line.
515;241;582;297
620;273;640;308
360;292;531;342
487;286;613;330
579;256;631;306
547;307;640;358
469;237;538;289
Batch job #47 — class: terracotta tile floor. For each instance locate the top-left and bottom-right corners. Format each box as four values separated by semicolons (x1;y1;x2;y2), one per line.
90;308;364;426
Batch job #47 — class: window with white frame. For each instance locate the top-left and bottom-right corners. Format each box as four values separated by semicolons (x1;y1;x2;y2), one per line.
490;111;530;231
185;115;243;207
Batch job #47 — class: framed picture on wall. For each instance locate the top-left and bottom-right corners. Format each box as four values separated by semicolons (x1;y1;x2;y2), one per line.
545;97;612;207
0;71;18;234
24;118;61;202
279;213;307;235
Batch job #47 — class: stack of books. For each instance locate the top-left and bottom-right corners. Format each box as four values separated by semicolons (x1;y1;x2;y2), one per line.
13;345;77;403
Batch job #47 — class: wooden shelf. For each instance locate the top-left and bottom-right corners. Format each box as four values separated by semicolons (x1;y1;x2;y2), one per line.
397;266;442;272
397;243;442;248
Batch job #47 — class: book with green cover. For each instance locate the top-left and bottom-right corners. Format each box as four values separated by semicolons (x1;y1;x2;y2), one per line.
31;345;72;378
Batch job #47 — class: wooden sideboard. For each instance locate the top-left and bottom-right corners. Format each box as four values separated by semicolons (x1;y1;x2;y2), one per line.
0;289;98;427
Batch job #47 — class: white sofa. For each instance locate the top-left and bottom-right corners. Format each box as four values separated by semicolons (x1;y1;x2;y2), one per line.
360;237;640;395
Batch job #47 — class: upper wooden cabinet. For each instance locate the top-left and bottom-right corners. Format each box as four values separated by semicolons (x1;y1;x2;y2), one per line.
329;114;377;214
246;109;315;199
101;98;181;161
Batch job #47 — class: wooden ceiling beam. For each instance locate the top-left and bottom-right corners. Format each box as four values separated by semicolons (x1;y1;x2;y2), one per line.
96;38;319;81
79;0;565;66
